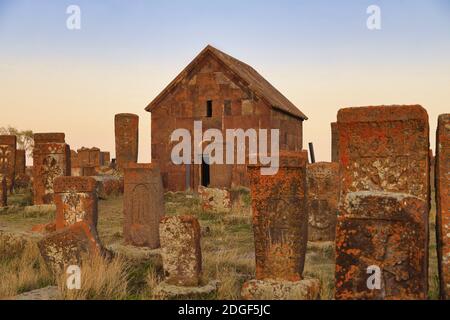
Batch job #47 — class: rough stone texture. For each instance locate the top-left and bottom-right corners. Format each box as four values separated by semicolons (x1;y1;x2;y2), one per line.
13;286;61;300
335;191;428;300
160;215;202;286
335;105;430;300
93;175;123;199
198;186;231;213
54;176;98;230
337;105;430;200
0;135;17;192
306;162;339;241
124;163;165;248
77;147;102;168
33;133;71;205
247;150;308;281
154;280;219;300
436;113;450;300
115;113;139;169
38;221;104;274
1;176;6;207
331;122;339;162
148;45;305;192
15;149;26;176
101;152;111;166
241;278;320;300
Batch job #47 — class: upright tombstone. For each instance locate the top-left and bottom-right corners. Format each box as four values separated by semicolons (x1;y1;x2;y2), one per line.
123;163;165;248
1;176;6;207
15;149;26;176
436;114;450;300
306;162;339;241
114;113;139;169
159;215;202;286
0;135;17;192
77;147;101;168
54;176;98;231
331;122;339;162
241;151;320;300
101;152;111;166
335;105;429;300
33;133;71;205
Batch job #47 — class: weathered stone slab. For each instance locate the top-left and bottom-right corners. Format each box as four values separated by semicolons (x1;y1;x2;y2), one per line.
241;278;320;300
198;186;231;213
154;280;219;300
335;191;428;300
331;122;339;162
114;113;139;169
124;163;165;248
306;162;339;241
15;149;26;176
33;133;71;205
247;150;308;281
337;105;430;200
0;135;17;192
54;176;98;230
160;215;202;286
335;105;430;300
436;113;450;300
93;175;123;199
13;286;61;300
38;222;103;274
1;176;6;207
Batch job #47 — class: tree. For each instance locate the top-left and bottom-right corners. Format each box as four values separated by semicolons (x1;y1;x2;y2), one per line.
0;126;34;157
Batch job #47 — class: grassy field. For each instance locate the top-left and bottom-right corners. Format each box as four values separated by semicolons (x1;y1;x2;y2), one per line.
0;188;440;300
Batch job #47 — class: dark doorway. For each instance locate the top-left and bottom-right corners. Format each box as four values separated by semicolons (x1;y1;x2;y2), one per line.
206;100;213;117
201;155;210;187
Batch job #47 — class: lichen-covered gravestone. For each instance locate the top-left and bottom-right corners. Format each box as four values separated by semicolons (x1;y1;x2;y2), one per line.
38;221;104;274
436;113;450;300
54;176;98;231
33;133;71;205
242;150;320;300
123;163;165;248
0;135;17;193
114;113;139;169
1;176;7;207
159;215;202;286
306;162;339;241
335;105;429;300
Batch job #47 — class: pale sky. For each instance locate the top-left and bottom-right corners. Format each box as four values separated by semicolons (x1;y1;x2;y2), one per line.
1;0;449;164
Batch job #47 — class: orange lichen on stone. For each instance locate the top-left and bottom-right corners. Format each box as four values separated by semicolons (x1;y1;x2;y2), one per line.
435;114;450;300
247;150;308;282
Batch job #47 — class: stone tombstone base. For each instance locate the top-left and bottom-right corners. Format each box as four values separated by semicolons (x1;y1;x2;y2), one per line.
241;278;321;300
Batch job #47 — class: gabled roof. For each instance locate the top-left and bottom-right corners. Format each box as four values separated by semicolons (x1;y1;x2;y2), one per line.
145;45;307;120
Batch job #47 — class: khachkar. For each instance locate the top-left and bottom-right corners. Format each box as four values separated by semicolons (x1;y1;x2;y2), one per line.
306;162;339;241
54;176;98;231
0;135;17;194
114;113;139;169
436;114;450;300
123;163;165;248
15;149;26;176
33;133;71;205
242;151;320;300
335;105;430;300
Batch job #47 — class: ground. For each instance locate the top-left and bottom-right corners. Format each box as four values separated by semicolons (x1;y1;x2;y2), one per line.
0;188;440;300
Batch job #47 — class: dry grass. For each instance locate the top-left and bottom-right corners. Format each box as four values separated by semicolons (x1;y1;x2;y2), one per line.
58;253;130;300
0;188;441;300
0;235;52;299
